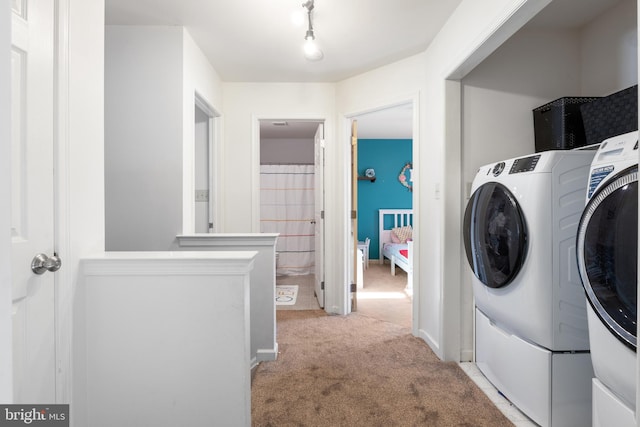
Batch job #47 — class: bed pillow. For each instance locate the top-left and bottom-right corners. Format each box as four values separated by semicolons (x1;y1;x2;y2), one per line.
392;225;412;244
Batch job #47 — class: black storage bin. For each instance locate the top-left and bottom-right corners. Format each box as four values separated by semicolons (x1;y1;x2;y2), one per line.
533;97;599;152
580;85;638;145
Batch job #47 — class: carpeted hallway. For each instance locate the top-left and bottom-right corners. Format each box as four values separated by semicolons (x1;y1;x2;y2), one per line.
251;310;514;426
258;263;528;426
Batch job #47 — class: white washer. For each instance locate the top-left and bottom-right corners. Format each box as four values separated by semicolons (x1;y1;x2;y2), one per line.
464;149;596;426
576;131;638;426
465;149;595;350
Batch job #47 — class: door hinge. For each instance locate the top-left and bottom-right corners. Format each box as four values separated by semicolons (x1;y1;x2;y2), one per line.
321;281;325;290
351;210;357;219
350;283;357;293
321;210;324;219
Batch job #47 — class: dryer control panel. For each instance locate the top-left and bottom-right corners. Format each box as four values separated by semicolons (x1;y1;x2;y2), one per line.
510;155;541;174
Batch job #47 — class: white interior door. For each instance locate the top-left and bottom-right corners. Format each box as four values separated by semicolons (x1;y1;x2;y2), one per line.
313;123;325;308
11;0;57;403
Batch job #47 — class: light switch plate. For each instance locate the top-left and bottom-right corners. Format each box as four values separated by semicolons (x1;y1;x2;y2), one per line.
195;189;209;202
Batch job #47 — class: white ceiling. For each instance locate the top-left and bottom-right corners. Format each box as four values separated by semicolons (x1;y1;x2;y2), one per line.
105;0;625;139
105;0;463;83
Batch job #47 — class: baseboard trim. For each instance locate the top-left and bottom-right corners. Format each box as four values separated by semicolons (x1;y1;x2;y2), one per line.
418;328;442;360
460;349;473;363
256;344;279;362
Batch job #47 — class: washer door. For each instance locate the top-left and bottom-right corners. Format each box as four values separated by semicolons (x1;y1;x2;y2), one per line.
577;166;638;351
463;182;528;289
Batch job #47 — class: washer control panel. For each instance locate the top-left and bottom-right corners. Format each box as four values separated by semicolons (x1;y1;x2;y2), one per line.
510;155;541;174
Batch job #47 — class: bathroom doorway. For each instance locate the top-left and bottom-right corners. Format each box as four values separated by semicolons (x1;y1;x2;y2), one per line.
259;119;325;310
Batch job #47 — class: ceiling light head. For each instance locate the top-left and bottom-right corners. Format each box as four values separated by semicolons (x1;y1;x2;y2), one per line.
304;39;323;61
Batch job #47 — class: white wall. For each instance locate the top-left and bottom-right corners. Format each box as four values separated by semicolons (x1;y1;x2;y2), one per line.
105;26;183;251
260;138;314;164
221;82;335;232
105;26;223;250
580;0;638;94
462;28;582;174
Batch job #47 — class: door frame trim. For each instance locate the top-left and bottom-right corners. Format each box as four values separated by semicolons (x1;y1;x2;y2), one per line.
192;92;221;233
0;0;13;402
251;114;328;305
54;0;72;403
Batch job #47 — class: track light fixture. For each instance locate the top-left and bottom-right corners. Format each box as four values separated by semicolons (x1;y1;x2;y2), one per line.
302;0;323;61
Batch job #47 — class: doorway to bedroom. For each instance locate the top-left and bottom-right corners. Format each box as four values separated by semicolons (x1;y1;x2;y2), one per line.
352;102;414;328
259;119;325;310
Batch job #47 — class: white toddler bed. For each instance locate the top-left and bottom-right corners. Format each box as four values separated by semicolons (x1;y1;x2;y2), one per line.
378;209;414;295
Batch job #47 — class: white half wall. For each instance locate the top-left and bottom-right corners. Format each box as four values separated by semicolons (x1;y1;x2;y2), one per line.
76;252;256;427
176;233;279;366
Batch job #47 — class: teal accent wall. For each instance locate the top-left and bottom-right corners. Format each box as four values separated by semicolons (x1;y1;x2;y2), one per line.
357;139;412;260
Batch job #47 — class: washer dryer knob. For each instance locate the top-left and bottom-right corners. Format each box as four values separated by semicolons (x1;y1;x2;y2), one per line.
492;162;506;176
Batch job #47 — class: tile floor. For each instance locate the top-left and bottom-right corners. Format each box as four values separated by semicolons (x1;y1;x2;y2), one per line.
275;262;537;426
275;274;319;310
459;362;537;426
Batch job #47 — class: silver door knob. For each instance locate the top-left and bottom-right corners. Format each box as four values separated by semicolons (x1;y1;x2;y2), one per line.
31;253;62;275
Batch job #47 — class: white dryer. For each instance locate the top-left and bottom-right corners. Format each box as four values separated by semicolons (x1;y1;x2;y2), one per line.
576;131;638;427
464;149;596;427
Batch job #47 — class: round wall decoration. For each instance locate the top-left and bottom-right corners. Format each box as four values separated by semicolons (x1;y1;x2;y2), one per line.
398;162;412;192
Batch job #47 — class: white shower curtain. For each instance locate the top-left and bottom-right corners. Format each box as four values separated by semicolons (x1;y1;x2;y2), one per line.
260;164;315;276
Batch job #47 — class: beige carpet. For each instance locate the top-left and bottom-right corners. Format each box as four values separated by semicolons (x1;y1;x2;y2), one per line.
357;262;412;328
252;310;514;426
